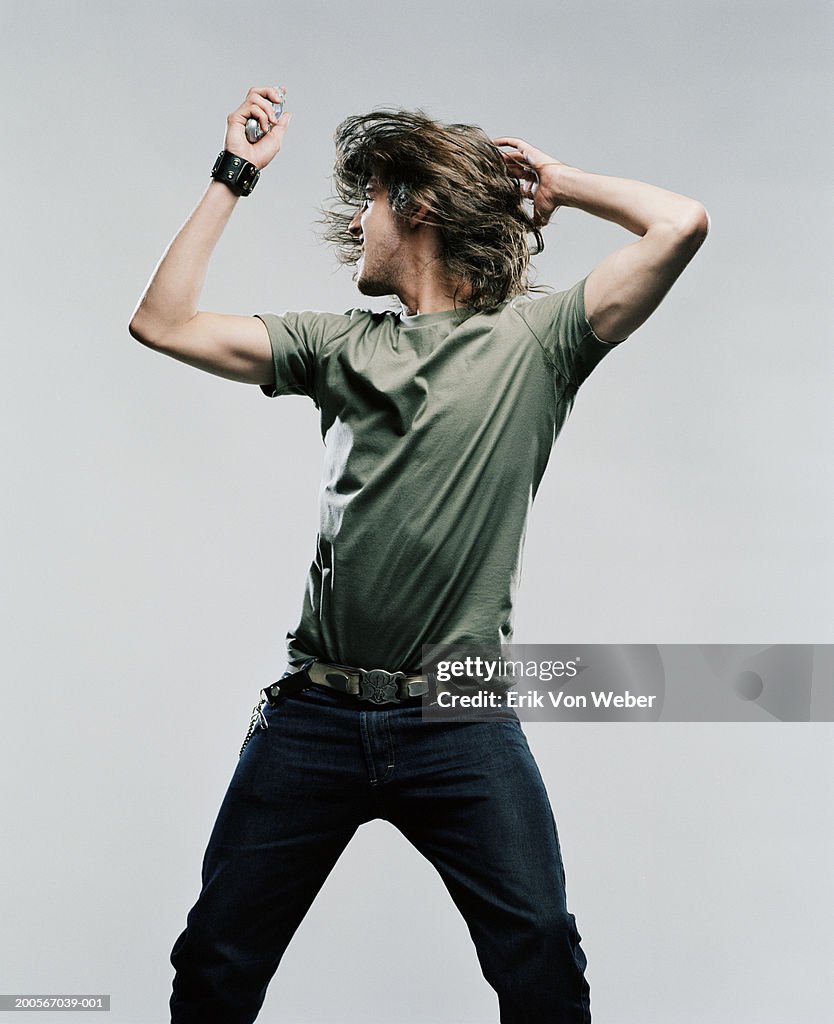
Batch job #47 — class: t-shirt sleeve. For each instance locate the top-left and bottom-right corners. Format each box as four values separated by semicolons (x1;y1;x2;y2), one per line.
513;276;622;389
254;309;351;403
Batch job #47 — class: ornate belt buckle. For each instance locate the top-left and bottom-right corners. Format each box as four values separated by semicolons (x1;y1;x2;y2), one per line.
358;668;405;704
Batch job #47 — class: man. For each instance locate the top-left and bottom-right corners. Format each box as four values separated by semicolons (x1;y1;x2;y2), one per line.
130;86;708;1023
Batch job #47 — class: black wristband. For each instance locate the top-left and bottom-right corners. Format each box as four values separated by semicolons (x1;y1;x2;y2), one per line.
210;150;260;197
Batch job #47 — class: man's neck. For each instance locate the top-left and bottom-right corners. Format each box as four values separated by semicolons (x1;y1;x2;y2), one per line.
397;278;474;317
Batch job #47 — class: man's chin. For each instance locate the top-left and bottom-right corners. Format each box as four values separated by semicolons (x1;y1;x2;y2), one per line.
356;275;392;298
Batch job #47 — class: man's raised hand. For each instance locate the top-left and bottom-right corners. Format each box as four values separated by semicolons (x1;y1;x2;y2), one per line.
493;136;565;228
225;85;293;169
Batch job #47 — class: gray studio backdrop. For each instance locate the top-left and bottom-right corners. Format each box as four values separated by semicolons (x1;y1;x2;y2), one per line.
2;1;832;1022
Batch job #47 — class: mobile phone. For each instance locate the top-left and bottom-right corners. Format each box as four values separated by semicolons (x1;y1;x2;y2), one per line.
245;87;287;144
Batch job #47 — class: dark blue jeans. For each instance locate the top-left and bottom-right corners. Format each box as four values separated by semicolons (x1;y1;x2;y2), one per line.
169;680;591;1023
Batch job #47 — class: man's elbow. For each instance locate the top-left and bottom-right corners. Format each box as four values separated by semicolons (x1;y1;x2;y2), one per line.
128;316;146;345
129;309;165;350
676;202;711;250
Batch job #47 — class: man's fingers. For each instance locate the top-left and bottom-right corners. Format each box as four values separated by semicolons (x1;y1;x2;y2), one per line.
495;139;539;157
244;98;275;135
497;149;530;164
495;138;554;171
235;85;288;126
502;152;536;171
493;136;528;149
500;153;540;180
246;85;285;104
261;85;287;105
499;149;542;177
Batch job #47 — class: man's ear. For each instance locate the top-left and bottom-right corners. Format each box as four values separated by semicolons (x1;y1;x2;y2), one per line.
408;203;432;229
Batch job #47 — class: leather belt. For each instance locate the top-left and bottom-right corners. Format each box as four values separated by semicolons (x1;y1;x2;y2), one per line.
267;660;432;706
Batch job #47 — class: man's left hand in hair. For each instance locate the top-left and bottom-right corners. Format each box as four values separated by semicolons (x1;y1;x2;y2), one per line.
493;137;566;228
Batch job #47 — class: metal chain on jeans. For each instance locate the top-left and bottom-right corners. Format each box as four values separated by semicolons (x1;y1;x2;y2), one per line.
239;693;269;759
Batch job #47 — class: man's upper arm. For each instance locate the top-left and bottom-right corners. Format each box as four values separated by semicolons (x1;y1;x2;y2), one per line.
130;310;276;387
583;210;709;344
513;277;622;390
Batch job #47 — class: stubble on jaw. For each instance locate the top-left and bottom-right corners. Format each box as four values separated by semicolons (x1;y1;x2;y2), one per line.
355;248;406;299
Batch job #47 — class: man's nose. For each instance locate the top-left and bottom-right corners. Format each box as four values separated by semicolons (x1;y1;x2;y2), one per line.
348;209;362;237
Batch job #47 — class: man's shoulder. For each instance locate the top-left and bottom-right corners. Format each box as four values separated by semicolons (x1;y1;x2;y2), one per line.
261;306;397;347
507;283;568;314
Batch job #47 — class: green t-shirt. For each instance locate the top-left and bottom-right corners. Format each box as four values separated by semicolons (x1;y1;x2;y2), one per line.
257;276;619;672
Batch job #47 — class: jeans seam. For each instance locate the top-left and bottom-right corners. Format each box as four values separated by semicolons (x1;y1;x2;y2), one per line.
359;713;377;784
379;712;395;783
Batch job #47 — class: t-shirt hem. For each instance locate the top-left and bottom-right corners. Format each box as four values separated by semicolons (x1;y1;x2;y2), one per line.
577;277;627;349
254;313;291;398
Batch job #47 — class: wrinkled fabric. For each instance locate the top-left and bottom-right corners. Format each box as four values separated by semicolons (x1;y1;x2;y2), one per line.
257;277;618;672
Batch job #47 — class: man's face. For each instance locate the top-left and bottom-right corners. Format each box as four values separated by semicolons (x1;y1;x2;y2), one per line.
348;179;410;298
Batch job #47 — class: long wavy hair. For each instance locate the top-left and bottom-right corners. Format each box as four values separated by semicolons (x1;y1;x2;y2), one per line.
314;107;550;312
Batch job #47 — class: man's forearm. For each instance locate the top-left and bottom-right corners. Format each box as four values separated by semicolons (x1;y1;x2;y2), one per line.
129;181;239;343
130;86;291;352
545;164;707;238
